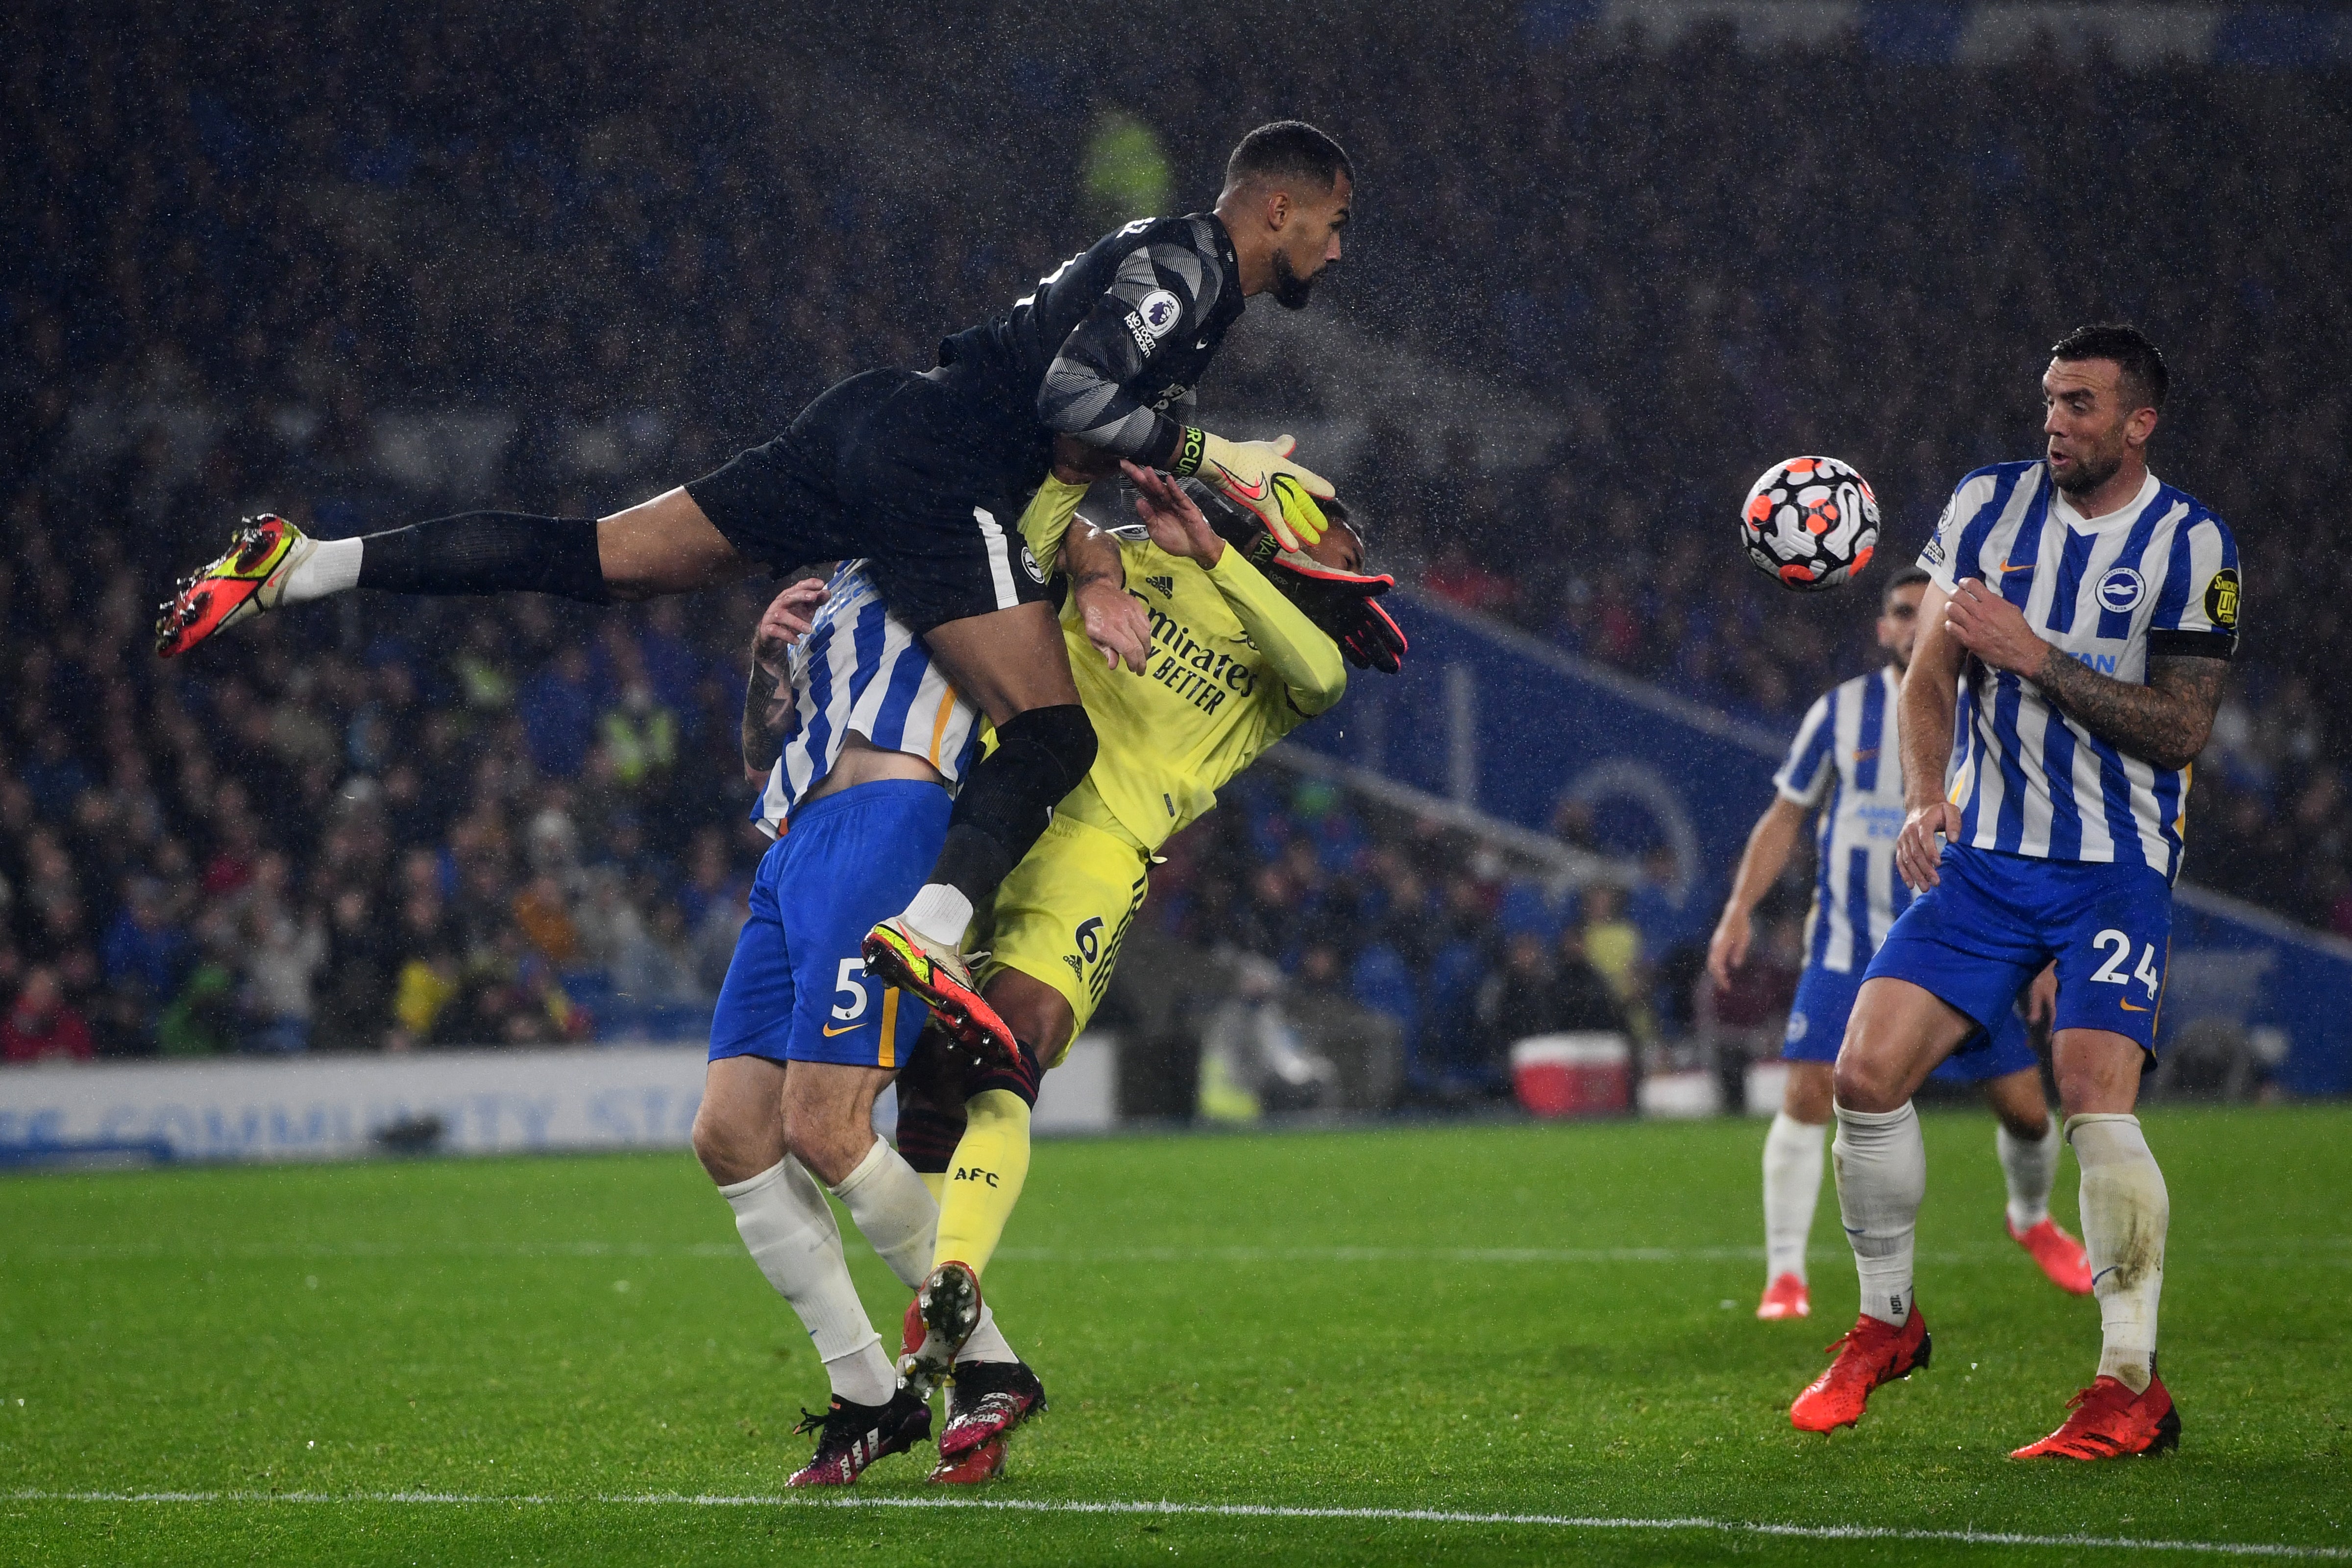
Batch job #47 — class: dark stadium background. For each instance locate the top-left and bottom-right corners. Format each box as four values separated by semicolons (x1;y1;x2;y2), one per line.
4;0;2346;1105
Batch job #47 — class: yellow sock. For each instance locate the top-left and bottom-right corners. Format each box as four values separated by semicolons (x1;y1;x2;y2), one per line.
931;1089;1032;1278
918;1171;947;1205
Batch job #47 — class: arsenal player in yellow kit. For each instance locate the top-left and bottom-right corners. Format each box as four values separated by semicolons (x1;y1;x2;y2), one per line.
895;457;1402;1473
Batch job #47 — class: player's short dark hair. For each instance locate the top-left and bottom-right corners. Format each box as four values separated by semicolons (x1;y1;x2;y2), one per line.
1322;493;1365;546
1225;121;1352;194
2050;322;2167;412
1886;566;1931;595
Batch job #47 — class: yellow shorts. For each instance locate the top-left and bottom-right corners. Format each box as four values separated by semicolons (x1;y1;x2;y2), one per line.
978;809;1151;1065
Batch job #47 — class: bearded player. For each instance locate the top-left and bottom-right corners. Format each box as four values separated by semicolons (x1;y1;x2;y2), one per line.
154;121;1355;1072
1789;325;2237;1459
1710;567;2090;1323
888;458;1401;1462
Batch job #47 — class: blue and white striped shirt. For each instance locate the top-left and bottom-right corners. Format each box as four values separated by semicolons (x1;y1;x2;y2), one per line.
1919;461;2241;883
1777;667;1910;973
752;561;982;838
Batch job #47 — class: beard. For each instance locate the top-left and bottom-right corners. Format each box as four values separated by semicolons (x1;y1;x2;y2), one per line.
1270;250;1318;311
2052;442;2123;495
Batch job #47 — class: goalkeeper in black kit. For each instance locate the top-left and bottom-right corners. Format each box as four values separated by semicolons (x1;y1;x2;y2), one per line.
155;121;1356;1066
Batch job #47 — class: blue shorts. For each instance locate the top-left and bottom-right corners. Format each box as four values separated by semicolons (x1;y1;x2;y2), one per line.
1863;844;2172;1055
1782;958;2038;1084
708;780;950;1069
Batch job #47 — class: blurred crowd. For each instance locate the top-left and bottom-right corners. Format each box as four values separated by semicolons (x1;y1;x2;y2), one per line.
6;2;2346;1067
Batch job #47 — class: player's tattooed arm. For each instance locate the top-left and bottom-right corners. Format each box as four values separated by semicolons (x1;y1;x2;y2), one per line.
740;659;786;778
740;576;830;777
2030;652;2225;772
1942;576;2225;771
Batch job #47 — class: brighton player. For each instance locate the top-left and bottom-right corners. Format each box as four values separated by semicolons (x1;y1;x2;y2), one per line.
690;566;1031;1487
1789;325;2237;1459
153;121;1355;1069
1709;566;2090;1323
891;457;1400;1395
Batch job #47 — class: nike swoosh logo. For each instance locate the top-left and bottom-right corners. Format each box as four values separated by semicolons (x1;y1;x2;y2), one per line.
821;1022;865;1037
2001;561;2035;573
1213;464;1268;503
2119;1000;2151;1013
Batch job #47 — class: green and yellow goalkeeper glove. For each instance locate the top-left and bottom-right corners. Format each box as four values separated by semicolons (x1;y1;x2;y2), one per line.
1172;429;1334;551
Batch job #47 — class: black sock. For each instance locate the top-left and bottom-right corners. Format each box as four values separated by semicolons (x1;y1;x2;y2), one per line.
929;703;1096;906
894;1104;966;1175
357;512;611;603
960;1038;1044;1108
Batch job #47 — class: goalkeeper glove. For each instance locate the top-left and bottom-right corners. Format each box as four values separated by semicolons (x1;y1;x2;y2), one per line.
1174;478;1407;673
1172;428;1334;551
1264;552;1409;674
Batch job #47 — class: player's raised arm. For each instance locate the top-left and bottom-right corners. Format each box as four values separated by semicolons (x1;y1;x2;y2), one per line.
740;576;829;778
1063;522;1152;675
1894;579;1965;892
1121;462;1347;715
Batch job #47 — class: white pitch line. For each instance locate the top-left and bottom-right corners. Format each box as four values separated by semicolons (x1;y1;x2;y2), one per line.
8;1490;2348;1558
17;1237;2352;1266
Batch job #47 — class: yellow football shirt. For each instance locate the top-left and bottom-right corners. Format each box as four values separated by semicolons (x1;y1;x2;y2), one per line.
1017;478;1346;854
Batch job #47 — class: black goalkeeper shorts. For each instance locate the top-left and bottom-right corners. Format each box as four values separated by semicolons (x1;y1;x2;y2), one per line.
686;368;1054;635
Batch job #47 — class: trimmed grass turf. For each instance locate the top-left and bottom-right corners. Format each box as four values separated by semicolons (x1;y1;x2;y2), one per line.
3;1106;2348;1565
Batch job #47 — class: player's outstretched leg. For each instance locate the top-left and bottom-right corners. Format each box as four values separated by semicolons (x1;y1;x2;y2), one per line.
1985;1070;2092;1295
863;607;1096;1064
155;490;744;658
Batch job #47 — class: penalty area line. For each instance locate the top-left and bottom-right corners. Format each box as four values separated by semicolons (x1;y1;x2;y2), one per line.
8;1490;2348;1557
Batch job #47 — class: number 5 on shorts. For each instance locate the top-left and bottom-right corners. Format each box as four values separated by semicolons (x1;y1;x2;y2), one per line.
832;958;870;1021
2088;928;2162;1001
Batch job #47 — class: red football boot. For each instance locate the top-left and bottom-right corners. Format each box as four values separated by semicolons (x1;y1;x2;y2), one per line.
2009;1217;2094;1295
1757;1273;1812;1321
928;1434;1007;1484
1789;1308;1932;1432
2011;1374;2180;1459
897;1259;984;1388
861;918;1018;1067
936;1358;1047;1462
154;514;318;659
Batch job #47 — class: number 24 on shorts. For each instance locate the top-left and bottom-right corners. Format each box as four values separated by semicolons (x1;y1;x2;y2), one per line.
2088;929;2162;1004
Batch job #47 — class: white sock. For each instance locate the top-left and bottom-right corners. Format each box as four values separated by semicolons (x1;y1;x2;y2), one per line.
2068;1113;2167;1394
957;1307;1019;1366
1762;1112;1827;1285
897;883;974;953
830;1138;939;1290
275;535;364;604
718;1158;895;1406
830;1138;1022;1366
1833;1101;1926;1327
1997;1117;2060;1231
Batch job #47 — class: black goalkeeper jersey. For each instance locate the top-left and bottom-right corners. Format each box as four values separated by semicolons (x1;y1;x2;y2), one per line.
933;214;1246;472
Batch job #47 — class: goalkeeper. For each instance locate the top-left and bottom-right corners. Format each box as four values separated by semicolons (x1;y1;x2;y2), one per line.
156;121;1355;1076
893;450;1404;1468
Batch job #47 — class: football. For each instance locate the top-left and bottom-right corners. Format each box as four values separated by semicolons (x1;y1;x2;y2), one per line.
1739;456;1881;591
